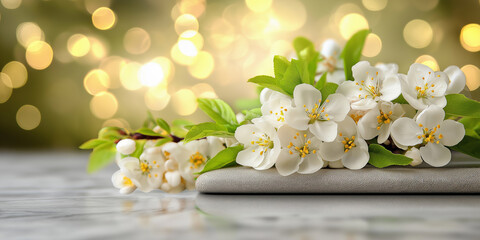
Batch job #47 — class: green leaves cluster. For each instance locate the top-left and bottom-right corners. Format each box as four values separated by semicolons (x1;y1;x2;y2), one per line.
79;127;124;173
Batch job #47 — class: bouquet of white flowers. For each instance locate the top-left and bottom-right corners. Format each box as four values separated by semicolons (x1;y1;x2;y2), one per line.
80;30;480;194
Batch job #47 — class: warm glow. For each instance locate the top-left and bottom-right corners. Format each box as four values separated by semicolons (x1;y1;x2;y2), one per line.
462;65;480;91
138;62;164;87
179;31;204;51
171;43;196;65
100;56;127;89
191;83;217;98
178;40;199;57
188;51;215;79
272;0;307;31
362;0;387;11
25;41;53;70
85;0;111;14
16;22;44;48
120;62;142;90
0;73;12;103
88;37;108;59
362;33;382;57
175;14;199;35
339;13;369;39
171;89;197;116
403;19;433;48
178;0;206;18
123;27;151;55
2;61;27;88
151;57;175;83
83;69;110;95
92;7;116;30
67;34;91;57
245;0;272;13
102;118;130;129
144;87;170;111
1;0;21;9
90;92;118;119
16;104;41;130
415;55;439;71
460;23;480;52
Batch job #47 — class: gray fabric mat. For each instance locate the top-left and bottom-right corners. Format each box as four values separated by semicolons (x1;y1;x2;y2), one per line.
196;167;480;193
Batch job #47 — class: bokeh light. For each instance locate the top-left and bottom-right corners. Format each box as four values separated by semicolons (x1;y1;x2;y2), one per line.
362;0;387;11
138;62;164;87
245;0;272;13
178;39;199;57
100;56;127;88
175;14;199;35
415;55;439;71
16;22;44;48
339;13;369;39
2;61;27;88
403;19;433;49
102;118;130;129
25;41;53;70
462;65;480;91
188;51;215;79
0;73;13;103
362;33;382;57
171;89;197;116
460;23;480;52
123;28;151;55
272;0;307;31
85;0;111;14
1;0;21;9
151;57;175;83
67;34;91;57
411;0;438;11
191;83;217;98
92;7;116;30
90;92;118;119
16;105;41;130
178;0;206;18
120;62;142;90
145;87;170;111
171;43;196;65
83;69;110;95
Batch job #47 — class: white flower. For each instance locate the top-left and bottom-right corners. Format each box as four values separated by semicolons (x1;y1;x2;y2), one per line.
319;117;370;170
316;39;345;84
357;101;405;144
285;84;350;142
390;105;465;167
328;160;344;169
405;147;423;166
160;157;187;193
400;63;448;110
337;61;401;110
235;117;281;170
116;139;136;155
443;65;466;94
260;89;292;129
375;63;399;77
111;170;136;194
118;154;165;193
275;125;323;176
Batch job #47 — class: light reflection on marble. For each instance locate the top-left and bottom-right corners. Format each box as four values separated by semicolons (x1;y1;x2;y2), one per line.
1;151;480;240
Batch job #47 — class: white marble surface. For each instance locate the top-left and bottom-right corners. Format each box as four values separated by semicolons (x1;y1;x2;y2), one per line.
1;151;480;240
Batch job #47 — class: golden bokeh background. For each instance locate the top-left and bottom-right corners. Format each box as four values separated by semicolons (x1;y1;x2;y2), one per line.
0;0;479;148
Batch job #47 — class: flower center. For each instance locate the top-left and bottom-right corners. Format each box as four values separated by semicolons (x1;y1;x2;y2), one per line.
250;133;274;156
417;124;443;144
376;110;393;129
287;133;316;158
356;72;381;99
416;82;436;99
140;162;151;175
340;134;356;153
350;113;363;123
123;176;134;187
269;106;288;123
189;151;206;169
322;56;337;73
304;99;330;124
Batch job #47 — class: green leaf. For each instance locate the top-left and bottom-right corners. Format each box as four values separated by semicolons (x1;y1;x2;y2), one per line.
87;142;117;173
273;55;290;80
341;29;370;81
320;82;339;102
136;127;162;136
368;144;413;168
156;118;171;134
242;108;262;122
279;59;308;95
79;139;110;149
248;75;287;94
197;98;238;126
450;135;480;159
184;122;234;142
197;145;244;174
98;126;124;140
444;94;480;118
130;140;146;159
292;37;319;79
171;119;194;138
155;137;173;146
392;94;408;104
459;117;480;139
315;72;327;91
235;98;261;111
143;111;156;128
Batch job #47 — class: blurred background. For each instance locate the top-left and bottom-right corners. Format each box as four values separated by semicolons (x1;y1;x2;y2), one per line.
0;0;478;149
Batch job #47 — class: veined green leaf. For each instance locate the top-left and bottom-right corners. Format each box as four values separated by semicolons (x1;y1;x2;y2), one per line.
242;108;262;123
450;135;480;159
459;117;480;139
315;72;327;91
156;118;171;134
248;75;287;94
444;94;480;118
154;137;173;147
235;98;261;111
341;29;370;81
368;144;413;168
130;140;146;159
279;59;307;95
87;142;117;173
197;145;244;174
185;122;234;142
293;37;316;62
171;119;194;138
79;139;111;149
273;55;290;80
136;127;162;136
320;82;339;103
197;98;238;126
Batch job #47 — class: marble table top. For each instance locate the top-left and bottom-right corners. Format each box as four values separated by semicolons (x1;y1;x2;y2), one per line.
1;150;480;240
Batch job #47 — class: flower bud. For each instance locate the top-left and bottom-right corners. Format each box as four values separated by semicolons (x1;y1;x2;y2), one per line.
405;147;422;166
164;159;178;171
328;160;344;169
116;139;136;155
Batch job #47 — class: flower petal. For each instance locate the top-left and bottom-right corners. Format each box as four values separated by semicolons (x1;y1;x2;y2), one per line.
293;83;322;110
277;125;304;147
425;95;447;109
420;143;451;167
405;147;422;166
284;107;310;130
328;159;344;168
319;141;344;161
310;120;337;142
377;123;391;144
351;98;378;111
357;107;380;140
275;149;302;176
342;139;369;170
444;65;466;94
321;39;341;58
390;117;423;146
297;153;323;174
236;146;264;168
337;81;360;100
323;93;350;121
165;171;181;188
256;145;280;170
112;170;126;189
416;105;445;130
379;75;401;101
327;70;346;84
234;124;259;145
352;61;371;82
438;119;465;146
337;117;357;138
